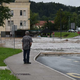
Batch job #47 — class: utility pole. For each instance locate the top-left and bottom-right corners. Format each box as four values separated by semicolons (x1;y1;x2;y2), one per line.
60;9;63;39
69;16;70;29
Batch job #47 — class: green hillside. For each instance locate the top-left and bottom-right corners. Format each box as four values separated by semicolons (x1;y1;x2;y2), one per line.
30;1;80;20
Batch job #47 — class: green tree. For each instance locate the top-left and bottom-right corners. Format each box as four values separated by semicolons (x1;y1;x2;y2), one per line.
54;9;71;30
0;0;12;26
43;18;49;29
42;18;54;30
77;14;80;27
30;1;75;20
71;12;77;23
30;11;39;30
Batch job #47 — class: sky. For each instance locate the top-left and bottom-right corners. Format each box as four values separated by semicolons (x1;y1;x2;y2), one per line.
31;0;80;7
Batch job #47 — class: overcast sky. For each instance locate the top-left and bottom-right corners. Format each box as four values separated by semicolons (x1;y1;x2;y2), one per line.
31;0;80;7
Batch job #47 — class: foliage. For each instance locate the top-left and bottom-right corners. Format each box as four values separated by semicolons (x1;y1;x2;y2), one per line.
30;11;39;29
0;0;13;4
54;9;71;30
0;6;11;26
30;1;80;30
0;47;22;66
0;0;12;26
30;1;78;20
42;18;55;30
54;32;79;38
30;1;80;29
0;69;20;80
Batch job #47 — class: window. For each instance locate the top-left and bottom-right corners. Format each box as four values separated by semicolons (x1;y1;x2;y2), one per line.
20;10;22;16
20;21;23;26
11;10;14;16
8;21;10;26
11;21;14;26
20;20;26;26
20;10;26;16
9;10;14;16
23;10;26;16
8;20;14;26
23;21;26;26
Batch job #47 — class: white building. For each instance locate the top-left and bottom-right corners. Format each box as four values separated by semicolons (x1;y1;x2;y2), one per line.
0;0;30;35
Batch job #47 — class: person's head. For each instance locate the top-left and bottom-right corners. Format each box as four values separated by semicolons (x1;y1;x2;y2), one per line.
25;31;29;35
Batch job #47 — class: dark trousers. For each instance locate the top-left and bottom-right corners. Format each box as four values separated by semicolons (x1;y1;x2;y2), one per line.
23;49;30;63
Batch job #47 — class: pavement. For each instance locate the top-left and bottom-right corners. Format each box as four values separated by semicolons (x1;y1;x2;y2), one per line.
0;66;8;70
4;49;75;80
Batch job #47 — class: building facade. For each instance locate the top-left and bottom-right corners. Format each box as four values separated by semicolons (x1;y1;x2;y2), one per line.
0;0;30;34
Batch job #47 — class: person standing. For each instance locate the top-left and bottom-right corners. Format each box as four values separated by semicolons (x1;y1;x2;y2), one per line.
22;31;33;64
52;32;55;37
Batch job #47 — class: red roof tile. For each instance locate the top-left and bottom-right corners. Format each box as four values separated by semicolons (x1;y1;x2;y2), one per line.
35;21;54;26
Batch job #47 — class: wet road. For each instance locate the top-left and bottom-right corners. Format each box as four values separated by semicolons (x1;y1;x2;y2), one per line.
36;54;80;80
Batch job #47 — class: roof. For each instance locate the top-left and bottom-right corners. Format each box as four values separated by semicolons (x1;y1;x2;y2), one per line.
35;21;54;26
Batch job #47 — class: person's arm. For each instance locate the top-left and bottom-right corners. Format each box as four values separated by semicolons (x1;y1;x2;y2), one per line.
30;37;33;47
22;42;23;49
22;38;24;49
30;42;32;47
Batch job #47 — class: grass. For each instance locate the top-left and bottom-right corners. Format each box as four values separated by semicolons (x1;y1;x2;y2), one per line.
0;69;19;80
0;47;22;66
54;32;79;38
0;47;22;80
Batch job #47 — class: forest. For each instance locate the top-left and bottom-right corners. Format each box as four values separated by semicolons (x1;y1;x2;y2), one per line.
30;1;80;20
30;1;80;30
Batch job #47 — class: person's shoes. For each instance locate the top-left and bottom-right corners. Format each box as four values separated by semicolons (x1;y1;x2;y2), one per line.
24;62;27;64
27;62;31;64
